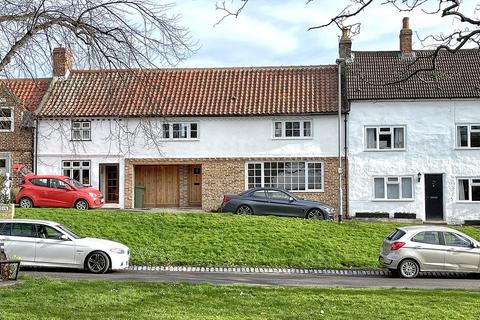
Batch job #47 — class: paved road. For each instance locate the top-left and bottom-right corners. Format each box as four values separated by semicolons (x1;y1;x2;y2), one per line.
22;269;480;290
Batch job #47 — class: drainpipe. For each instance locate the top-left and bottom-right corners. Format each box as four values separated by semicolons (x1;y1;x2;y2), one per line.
337;59;345;223
33;118;38;174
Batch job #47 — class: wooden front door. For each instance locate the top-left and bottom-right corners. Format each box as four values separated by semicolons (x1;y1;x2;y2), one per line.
188;165;202;206
135;165;179;207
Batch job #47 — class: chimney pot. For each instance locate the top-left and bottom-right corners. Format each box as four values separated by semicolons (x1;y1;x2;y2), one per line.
339;28;352;59
52;47;72;77
399;17;412;56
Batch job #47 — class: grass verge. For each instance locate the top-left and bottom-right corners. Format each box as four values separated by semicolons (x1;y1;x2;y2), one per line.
0;278;479;319
16;208;480;268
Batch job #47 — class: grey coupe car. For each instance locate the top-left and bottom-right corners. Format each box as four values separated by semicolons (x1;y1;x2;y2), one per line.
220;187;335;220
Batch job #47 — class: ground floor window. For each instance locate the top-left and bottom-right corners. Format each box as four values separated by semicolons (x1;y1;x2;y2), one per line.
373;176;413;200
246;161;323;191
62;160;91;186
0;153;10;175
457;178;480;202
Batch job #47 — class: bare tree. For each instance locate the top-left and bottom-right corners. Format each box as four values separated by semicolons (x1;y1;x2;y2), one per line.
0;0;194;78
216;0;480;80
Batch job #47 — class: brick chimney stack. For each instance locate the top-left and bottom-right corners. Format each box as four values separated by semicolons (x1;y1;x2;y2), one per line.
339;28;352;59
52;47;72;77
399;17;412;55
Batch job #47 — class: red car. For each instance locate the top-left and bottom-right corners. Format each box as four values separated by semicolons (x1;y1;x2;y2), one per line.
14;166;104;210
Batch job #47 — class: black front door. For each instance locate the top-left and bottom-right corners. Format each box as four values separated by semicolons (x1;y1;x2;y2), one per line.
425;174;443;220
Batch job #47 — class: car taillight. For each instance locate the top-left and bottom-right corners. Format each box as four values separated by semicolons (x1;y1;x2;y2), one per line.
223;197;231;203
390;242;406;251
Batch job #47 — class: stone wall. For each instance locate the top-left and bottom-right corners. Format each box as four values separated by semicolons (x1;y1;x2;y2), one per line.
0;89;33;189
124;157;347;216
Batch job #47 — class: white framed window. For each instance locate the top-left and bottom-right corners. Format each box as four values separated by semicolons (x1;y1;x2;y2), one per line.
0;107;14;132
373;176;414;201
246;161;323;192
457;178;480;202
365;126;406;150
0;153;10;175
71;120;91;141
273;120;312;139
162;122;198;140
62;160;91;186
456;124;480;148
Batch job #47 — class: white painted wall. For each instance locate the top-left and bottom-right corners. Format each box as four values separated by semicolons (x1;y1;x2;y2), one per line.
37;115;345;208
348;100;480;224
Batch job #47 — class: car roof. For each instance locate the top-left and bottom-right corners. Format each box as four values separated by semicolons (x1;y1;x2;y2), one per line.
27;175;68;180
398;225;458;233
0;219;60;226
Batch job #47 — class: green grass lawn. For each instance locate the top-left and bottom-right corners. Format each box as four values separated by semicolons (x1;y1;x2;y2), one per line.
15;208;480;269
0;278;479;319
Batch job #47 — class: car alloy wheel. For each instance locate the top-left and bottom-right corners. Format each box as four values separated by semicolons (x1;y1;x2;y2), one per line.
75;199;89;210
19;197;33;208
236;205;253;215
398;259;419;278
307;209;325;220
86;251;110;274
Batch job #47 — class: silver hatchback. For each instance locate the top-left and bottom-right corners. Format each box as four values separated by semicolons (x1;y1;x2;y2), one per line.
379;226;480;278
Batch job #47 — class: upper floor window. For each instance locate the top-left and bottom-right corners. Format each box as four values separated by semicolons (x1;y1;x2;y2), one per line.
0;107;13;132
456;124;480;148
71;120;91;141
457;178;480;202
373;176;413;201
162;122;198;140
273;120;312;139
365;126;405;150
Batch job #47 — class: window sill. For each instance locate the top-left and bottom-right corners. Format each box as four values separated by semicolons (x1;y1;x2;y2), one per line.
161;138;200;142
364;149;406;152
0;130;14;133
454;147;480;150
456;201;480;204
371;199;414;202
291;189;324;193
272;137;313;140
70;140;92;142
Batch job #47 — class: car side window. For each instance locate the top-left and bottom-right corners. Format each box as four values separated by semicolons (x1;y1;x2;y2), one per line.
30;178;49;187
36;225;64;240
443;232;472;248
0;223;11;236
50;179;68;190
11;223;36;238
411;231;440;245
251;190;267;199
268;190;291;202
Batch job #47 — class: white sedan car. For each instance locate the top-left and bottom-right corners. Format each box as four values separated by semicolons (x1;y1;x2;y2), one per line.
0;219;129;273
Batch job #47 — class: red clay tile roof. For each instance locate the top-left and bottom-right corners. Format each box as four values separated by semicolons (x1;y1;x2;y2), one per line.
347;49;480;100
39;66;338;117
0;79;51;111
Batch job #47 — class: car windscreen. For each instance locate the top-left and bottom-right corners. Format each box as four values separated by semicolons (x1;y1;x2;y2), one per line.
386;229;406;241
65;178;85;189
56;224;83;239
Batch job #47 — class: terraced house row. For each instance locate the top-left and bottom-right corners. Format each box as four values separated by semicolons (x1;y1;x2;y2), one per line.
1;18;480;224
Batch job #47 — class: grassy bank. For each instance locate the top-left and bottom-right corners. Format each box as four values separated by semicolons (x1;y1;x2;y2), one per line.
0;278;479;319
16;208;480;268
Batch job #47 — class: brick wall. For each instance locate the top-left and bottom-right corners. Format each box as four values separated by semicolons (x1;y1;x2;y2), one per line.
124;157;348;216
0;89;33;189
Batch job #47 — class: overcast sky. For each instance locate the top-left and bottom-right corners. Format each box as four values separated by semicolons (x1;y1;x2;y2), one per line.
172;0;477;68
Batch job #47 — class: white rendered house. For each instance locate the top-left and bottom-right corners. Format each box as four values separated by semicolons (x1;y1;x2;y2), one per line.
345;18;480;224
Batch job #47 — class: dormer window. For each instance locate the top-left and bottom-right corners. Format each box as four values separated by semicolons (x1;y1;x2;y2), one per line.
71;120;91;141
0;107;13;132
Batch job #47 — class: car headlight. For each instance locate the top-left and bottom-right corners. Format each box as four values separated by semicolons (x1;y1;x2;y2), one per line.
110;248;126;254
325;207;335;214
88;192;97;199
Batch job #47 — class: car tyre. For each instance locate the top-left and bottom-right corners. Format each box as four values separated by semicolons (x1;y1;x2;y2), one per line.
306;208;325;220
75;199;89;210
398;259;420;278
236;205;253;215
86;251;110;274
19;197;33;208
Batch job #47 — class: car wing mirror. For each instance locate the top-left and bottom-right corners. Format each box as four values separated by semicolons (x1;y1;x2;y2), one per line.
60;234;70;241
289;197;295;202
